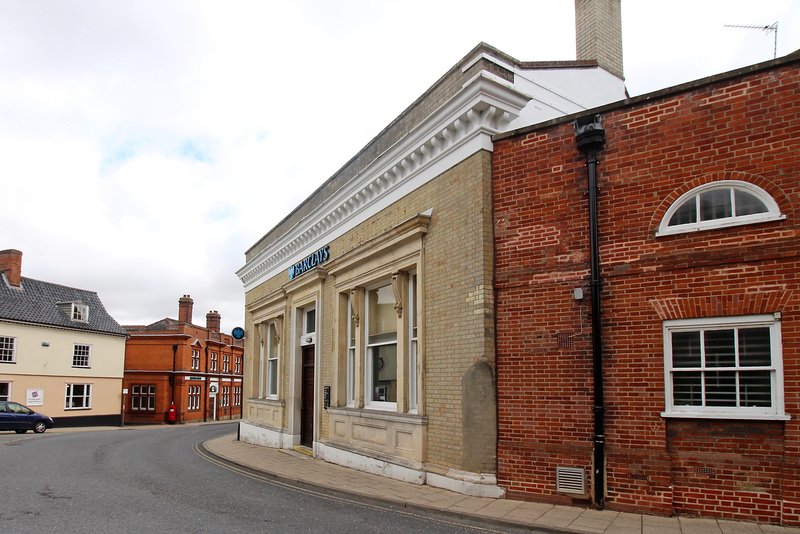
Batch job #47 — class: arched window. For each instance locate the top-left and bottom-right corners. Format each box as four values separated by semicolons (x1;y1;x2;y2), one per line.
657;180;784;236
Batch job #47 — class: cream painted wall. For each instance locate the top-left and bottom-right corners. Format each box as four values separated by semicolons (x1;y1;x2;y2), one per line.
0;322;126;418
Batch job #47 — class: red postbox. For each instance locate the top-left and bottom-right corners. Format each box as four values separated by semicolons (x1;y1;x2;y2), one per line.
168;404;177;424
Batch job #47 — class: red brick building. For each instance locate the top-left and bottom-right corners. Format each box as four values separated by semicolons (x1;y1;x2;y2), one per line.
493;52;800;525
123;295;244;424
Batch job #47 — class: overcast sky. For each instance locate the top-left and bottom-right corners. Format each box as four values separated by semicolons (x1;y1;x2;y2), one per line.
2;0;799;334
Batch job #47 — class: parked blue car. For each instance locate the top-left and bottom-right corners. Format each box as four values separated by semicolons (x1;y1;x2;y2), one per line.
0;401;54;434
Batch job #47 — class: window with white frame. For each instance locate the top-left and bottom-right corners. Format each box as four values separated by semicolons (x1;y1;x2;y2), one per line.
72;344;91;368
346;293;357;406
0;336;16;363
71;303;89;322
0;382;10;401
233;385;241;406
131;385;156;411
657;181;783;236
367;282;398;407
220;385;230;407
663;315;785;419
210;352;218;371
223;353;230;372
191;349;200;370
234;355;242;374
264;322;279;398
65;383;92;409
408;273;418;412
188;385;201;410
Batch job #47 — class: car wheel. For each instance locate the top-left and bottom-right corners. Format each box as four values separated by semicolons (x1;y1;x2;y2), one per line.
33;421;47;434
15;429;28;434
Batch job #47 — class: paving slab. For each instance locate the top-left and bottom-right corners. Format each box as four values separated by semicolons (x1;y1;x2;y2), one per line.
203;433;800;534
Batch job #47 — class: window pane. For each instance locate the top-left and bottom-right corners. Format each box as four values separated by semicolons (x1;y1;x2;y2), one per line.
269;323;279;356
368;285;396;343
734;189;768;216
700;189;733;221
305;309;316;334
739;328;771;366
371;344;397;402
668;197;697;226
705;371;737;406
672;332;700;367
739;371;772;407
268;359;277;394
673;372;702;405
704;330;735;367
132;397;140;409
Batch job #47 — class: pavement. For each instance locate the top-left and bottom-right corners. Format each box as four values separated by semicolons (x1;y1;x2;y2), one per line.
203;430;800;534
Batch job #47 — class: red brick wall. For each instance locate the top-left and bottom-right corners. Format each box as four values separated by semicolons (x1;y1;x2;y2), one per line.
494;60;800;524
123;323;244;424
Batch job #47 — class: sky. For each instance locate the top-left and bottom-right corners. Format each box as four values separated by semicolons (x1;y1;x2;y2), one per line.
2;1;799;334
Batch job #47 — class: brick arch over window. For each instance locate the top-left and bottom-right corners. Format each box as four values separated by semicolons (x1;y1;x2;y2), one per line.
648;171;789;236
649;290;792;321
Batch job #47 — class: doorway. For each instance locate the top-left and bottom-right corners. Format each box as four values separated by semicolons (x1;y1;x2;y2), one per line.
300;345;314;447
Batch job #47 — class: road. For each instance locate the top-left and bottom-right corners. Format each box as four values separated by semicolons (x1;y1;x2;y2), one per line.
0;423;525;533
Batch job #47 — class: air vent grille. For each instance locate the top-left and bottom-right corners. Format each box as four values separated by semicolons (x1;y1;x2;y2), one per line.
556;467;586;494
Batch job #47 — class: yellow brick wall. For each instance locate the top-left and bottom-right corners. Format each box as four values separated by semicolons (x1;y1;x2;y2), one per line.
244;149;495;472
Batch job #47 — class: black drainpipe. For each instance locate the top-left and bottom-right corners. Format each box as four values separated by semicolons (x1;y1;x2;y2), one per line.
574;114;606;509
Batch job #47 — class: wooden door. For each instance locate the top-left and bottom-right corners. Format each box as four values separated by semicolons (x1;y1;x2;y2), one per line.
301;345;315;447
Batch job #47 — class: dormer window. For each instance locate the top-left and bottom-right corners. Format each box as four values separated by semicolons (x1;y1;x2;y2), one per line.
72;303;89;323
657;181;784;237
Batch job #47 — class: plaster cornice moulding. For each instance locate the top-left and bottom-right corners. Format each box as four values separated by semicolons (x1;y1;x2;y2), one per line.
238;70;532;291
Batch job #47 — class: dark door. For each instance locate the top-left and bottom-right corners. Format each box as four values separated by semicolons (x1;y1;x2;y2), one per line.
300;345;315;447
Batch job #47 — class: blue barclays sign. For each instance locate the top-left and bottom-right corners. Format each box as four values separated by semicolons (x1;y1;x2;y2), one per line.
289;245;330;280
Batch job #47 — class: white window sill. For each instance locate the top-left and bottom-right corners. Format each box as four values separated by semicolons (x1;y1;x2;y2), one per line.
661;411;791;421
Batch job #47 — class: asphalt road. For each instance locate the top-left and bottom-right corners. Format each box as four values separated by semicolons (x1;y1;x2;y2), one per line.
0;423;525;534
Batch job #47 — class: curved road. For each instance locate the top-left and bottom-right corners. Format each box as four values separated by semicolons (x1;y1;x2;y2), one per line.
0;423;523;533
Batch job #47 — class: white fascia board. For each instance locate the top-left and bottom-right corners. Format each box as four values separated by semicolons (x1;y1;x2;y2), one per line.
508;66;627;130
238;72;531;291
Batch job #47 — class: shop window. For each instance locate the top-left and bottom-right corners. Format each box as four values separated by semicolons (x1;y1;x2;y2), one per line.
367;283;398;406
344;272;418;412
663;315;785;419
657;181;783;236
258;319;282;399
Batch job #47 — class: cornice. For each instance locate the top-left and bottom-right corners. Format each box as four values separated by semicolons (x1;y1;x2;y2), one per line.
237;71;531;291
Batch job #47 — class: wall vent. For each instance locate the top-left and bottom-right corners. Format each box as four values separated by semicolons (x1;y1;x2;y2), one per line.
628;473;649;481
693;466;716;476
557;333;575;349
556;467;586;494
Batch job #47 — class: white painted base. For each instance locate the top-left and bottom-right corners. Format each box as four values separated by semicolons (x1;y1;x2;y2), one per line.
316;442;426;485
239;420;294;449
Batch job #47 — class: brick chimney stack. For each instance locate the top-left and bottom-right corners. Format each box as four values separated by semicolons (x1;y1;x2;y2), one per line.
206;310;221;333
178;295;194;324
575;0;624;79
0;249;23;289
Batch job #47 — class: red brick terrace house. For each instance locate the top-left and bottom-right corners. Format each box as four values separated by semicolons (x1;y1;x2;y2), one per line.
493;51;800;525
123;295;244;424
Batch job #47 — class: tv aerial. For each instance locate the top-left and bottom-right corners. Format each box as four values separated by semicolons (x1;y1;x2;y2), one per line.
724;22;779;59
